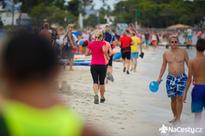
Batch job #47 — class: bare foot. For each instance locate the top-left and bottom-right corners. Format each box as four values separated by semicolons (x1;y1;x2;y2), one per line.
169;118;176;123
169;118;181;125
173;119;181;125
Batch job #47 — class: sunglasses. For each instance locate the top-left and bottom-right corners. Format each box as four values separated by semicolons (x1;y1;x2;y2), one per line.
171;41;177;43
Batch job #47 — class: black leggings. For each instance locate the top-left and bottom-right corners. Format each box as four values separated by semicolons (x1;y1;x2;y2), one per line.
90;65;107;85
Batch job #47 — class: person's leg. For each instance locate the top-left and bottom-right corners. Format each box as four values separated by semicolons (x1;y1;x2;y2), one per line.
126;52;131;74
191;85;204;124
93;84;99;95
69;58;73;71
107;55;114;82
108;66;112;73
123;59;126;72
130;59;133;71
122;52;126;72
99;85;105;98
90;65;99;104
127;59;130;73
130;53;133;71
133;58;137;72
195;112;202;123
145;40;148;46
125;58;128;72
175;96;183;122
107;66;114;82
174;74;188;123
99;65;107;102
170;96;177;123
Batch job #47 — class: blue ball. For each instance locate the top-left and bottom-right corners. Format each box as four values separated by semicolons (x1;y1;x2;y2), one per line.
149;81;159;93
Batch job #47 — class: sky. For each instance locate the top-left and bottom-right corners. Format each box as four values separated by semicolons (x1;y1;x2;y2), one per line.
93;0;121;10
65;0;123;10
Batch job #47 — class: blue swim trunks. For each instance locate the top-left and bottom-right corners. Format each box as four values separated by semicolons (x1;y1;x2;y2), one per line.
192;84;205;113
166;73;187;97
131;52;139;59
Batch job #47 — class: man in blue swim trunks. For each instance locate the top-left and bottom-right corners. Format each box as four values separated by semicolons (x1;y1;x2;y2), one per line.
157;35;189;124
183;38;205;123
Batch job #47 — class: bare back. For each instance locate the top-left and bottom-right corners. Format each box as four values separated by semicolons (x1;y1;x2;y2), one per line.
165;48;188;76
191;56;205;84
39;29;51;40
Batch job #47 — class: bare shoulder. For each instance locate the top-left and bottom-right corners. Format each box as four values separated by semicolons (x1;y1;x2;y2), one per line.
163;50;169;56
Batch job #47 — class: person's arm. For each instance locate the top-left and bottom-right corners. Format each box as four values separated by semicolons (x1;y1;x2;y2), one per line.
85;43;91;56
85;48;91;56
139;44;142;53
157;52;167;83
108;46;113;56
130;37;133;46
118;38;122;48
183;60;193;103
139;39;143;53
184;49;189;67
102;44;107;54
102;45;110;60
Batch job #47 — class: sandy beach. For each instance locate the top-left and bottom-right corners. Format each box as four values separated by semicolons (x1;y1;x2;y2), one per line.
58;47;205;136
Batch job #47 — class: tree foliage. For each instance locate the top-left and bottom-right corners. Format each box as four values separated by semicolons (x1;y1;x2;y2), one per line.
113;0;205;28
30;3;75;26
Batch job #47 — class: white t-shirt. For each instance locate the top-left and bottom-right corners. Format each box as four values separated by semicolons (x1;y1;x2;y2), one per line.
56;35;65;45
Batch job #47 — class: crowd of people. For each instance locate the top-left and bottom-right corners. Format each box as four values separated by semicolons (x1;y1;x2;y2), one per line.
38;22;145;104
38;22;205;110
0;21;204;135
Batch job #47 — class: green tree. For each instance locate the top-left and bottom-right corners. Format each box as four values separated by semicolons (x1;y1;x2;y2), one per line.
30;3;75;26
113;0;205;28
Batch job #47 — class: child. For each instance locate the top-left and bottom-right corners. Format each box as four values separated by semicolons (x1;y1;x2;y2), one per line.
183;38;205;123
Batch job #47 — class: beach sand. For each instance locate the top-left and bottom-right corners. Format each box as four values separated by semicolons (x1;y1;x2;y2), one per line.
58;47;205;136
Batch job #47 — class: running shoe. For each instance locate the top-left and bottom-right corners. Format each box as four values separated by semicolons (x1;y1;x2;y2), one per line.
100;96;106;103
123;67;126;72
126;70;130;74
107;72;114;82
94;95;99;104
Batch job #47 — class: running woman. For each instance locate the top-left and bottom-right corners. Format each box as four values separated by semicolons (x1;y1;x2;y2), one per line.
85;31;108;104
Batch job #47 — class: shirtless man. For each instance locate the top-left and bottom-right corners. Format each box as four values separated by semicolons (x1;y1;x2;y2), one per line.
39;23;52;41
183;38;205;123
157;36;189;124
